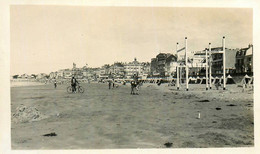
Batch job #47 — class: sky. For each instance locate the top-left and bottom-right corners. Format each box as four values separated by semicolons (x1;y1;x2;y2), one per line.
10;6;252;75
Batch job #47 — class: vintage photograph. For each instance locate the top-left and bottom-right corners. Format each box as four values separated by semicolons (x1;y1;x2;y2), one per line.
10;6;253;149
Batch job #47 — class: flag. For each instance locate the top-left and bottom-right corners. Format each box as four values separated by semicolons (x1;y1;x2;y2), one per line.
177;47;185;53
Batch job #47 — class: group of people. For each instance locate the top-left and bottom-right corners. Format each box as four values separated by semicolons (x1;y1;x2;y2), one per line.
130;80;142;95
130;74;141;95
54;76;127;93
106;74;142;95
53;76;79;93
108;79;119;89
54;74;252;94
107;79;141;95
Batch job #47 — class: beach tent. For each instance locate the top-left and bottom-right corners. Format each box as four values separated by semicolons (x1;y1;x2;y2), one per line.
244;74;251;84
241;74;252;84
250;76;254;84
171;78;176;83
226;75;236;84
200;77;207;84
196;76;201;84
220;76;224;84
210;76;215;84
180;78;185;84
214;76;220;84
188;77;196;84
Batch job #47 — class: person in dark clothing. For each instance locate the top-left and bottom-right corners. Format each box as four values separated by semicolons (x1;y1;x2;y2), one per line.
112;79;115;89
71;76;78;93
130;81;136;95
157;79;162;86
54;79;57;89
108;80;111;89
215;81;221;90
131;80;139;95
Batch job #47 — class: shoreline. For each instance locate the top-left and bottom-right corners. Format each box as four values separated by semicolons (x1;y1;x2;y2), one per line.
10;81;46;87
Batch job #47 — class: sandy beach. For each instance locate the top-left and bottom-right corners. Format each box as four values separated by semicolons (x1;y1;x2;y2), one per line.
11;82;254;149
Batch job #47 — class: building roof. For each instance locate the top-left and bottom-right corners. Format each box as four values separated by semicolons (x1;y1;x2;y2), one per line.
194;52;206;56
113;62;124;67
204;47;226;51
236;44;253;57
211;48;238;69
166;55;177;63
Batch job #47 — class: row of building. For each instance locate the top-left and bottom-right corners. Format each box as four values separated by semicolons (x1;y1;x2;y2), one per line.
12;44;253;80
150;44;253;77
12;59;151;80
97;58;151;79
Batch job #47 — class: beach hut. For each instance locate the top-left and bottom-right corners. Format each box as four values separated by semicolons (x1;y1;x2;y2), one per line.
226;75;236;84
188;77;196;84
196;76;201;84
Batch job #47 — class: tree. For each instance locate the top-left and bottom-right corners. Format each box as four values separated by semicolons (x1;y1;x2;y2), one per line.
31;74;36;79
45;75;50;79
12;75;19;79
104;64;110;69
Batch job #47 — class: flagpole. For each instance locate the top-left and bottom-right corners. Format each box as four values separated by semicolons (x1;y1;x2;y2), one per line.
209;43;212;89
176;42;179;90
206;45;208;90
185;37;189;91
223;36;226;90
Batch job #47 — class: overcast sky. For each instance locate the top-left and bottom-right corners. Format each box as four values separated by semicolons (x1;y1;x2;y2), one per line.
10;6;252;75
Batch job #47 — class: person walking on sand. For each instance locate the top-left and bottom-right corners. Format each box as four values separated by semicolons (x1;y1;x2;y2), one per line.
112;79;115;89
215;81;221;90
54;79;57;89
108;80;111;89
122;80;126;85
242;78;247;92
130;81;135;95
130;80;139;95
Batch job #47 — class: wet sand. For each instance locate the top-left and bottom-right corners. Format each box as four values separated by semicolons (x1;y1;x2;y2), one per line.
11;82;254;149
10;81;45;87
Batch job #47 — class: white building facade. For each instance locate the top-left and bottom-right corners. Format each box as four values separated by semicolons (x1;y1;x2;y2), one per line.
124;58;144;78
